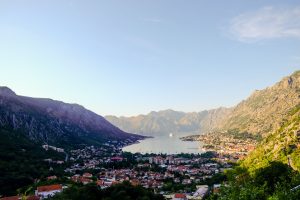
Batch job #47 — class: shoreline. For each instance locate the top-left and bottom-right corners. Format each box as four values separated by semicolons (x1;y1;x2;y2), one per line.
122;135;205;155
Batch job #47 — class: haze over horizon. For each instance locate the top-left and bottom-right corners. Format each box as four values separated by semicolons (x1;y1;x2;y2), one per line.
1;0;300;117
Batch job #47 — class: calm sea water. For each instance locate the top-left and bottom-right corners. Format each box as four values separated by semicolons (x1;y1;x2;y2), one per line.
122;133;204;154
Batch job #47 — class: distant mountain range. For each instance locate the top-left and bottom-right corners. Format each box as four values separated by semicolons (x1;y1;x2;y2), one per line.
0;87;143;148
105;107;231;136
106;71;300;138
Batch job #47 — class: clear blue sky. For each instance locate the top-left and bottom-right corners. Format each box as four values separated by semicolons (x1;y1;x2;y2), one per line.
0;0;300;116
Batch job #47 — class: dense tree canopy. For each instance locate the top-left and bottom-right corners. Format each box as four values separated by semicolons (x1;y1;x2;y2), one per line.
209;162;300;200
50;182;165;200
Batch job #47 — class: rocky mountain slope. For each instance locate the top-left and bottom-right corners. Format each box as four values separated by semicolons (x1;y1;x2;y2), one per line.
242;103;300;172
219;71;300;173
0;86;143;148
105;107;231;136
106;71;300;139
216;71;300;136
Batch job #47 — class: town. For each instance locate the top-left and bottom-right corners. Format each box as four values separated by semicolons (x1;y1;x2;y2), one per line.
181;131;258;160
0;140;234;200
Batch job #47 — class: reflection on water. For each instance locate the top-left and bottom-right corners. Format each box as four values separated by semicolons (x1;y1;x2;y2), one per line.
122;133;204;154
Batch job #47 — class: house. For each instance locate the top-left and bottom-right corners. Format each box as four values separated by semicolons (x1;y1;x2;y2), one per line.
71;174;80;182
149;157;154;164
172;193;187;200
163;194;173;199
166;156;174;164
213;184;221;193
193;185;209;199
103;181;113;187
110;156;123;162
130;179;140;186
55;148;64;153
97;180;104;186
80;177;93;185
35;184;62;199
153;156;165;165
182;179;192;185
83;173;93;178
47;175;57;180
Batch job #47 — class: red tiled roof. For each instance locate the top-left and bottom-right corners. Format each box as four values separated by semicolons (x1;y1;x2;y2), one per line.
111;156;123;160
112;181;119;185
83;173;92;177
80;177;92;183
47;176;57;180
37;184;62;192
130;179;140;186
174;193;186;198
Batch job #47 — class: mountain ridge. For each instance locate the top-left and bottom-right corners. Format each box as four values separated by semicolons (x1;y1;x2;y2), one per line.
106;71;300;139
0;86;143;148
0;86;145;196
105;107;231;136
216;70;300;136
242;104;300;172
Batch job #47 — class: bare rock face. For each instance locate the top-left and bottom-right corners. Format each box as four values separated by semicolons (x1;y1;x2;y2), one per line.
0;87;143;147
216;71;300;136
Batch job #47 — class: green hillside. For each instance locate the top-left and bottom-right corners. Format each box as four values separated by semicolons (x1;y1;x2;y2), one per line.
242;104;300;172
0;128;65;196
209;72;300;199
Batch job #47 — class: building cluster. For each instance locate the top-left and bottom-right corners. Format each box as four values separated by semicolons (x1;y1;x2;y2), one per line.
0;184;64;200
1;140;232;200
199;133;257;159
64;145;127;173
164;185;209;199
42;145;64;153
62;153;230;199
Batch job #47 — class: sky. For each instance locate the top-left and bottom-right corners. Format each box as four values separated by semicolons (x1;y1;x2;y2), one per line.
0;0;300;117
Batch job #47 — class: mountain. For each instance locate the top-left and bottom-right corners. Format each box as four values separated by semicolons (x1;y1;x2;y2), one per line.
0;86;143;148
213;73;300;199
106;71;300;139
221;71;300;172
216;71;300;136
241;103;300;172
105;108;231;136
0;86;145;195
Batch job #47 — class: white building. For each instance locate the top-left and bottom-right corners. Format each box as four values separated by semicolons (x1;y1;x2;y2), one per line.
193;185;209;199
35;184;62;199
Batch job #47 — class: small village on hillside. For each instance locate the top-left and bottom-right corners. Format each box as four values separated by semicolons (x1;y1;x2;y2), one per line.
182;132;257;160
